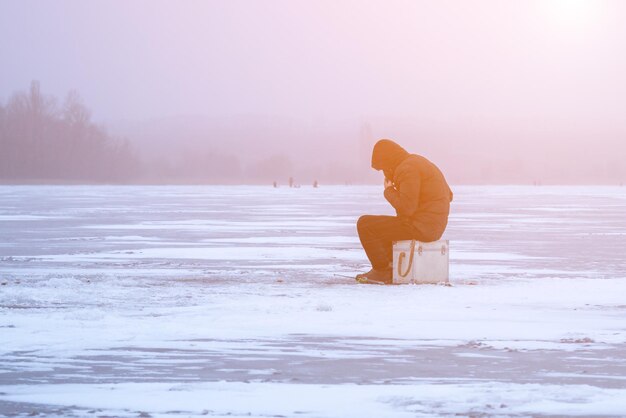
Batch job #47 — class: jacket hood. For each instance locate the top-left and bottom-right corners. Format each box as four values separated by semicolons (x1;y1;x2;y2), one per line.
371;139;410;173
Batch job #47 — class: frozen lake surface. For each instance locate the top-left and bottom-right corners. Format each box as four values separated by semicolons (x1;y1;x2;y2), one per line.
1;185;625;417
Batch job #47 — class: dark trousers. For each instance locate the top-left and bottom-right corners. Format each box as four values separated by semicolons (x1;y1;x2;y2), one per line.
356;215;420;270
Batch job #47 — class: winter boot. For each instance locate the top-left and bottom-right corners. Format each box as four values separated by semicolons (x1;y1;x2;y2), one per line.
355;267;393;285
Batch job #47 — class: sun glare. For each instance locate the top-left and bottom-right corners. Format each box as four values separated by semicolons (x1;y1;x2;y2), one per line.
539;0;603;32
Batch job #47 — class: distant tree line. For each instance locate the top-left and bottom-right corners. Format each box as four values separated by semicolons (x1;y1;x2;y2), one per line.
0;81;138;182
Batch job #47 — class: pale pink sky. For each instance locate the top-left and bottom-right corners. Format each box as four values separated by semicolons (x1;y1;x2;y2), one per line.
1;0;625;183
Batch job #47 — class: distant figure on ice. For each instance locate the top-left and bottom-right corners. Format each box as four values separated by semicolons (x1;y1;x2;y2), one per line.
356;139;453;284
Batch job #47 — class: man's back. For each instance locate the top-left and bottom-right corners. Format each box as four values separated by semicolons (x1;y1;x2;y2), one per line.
392;154;452;241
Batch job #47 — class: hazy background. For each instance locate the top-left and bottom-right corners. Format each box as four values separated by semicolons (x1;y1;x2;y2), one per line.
1;0;625;185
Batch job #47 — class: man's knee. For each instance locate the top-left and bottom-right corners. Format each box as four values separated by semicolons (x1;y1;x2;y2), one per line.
357;215;373;234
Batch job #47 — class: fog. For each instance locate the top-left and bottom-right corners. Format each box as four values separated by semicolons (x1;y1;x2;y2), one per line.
1;0;625;184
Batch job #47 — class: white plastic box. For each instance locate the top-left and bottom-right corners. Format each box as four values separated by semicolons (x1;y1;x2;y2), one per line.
392;240;449;284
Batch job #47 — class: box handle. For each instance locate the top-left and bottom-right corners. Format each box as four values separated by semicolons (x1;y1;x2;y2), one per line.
397;239;416;278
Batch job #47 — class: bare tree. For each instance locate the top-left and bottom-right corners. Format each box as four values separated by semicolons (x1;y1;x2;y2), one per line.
0;81;139;183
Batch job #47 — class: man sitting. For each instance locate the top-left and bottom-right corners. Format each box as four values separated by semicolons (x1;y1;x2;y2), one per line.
356;139;453;284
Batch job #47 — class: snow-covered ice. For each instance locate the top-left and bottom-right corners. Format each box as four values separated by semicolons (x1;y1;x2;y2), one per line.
0;185;625;417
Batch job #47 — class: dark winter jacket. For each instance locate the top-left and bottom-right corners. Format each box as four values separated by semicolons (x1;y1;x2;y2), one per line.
371;139;453;242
